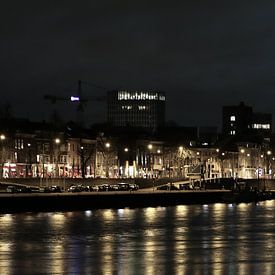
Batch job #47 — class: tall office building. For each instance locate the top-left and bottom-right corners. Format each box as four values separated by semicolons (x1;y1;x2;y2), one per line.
107;90;166;130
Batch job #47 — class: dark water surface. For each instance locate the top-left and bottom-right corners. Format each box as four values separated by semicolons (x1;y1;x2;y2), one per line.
1;201;275;274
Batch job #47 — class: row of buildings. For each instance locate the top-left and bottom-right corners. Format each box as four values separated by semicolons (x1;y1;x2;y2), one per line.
0;91;274;180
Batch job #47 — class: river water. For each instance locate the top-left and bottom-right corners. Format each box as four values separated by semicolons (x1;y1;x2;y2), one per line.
1;201;275;275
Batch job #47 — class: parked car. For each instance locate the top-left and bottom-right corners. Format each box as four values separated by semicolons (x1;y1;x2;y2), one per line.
68;185;83;192
117;183;130;191
41;185;62;193
157;184;178;191
97;184;111;191
129;183;139;190
6;186;20;193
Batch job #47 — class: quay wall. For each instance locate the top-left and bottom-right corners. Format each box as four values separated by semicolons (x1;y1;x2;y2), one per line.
0;191;229;214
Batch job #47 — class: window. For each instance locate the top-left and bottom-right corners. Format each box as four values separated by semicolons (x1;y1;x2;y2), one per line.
59;155;67;163
230;130;236;135
252;124;270;129
230;115;236;121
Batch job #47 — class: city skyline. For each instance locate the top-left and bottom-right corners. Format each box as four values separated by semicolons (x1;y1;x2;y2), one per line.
1;1;275;128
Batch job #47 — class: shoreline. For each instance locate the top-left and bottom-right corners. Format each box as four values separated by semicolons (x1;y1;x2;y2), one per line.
0;189;272;214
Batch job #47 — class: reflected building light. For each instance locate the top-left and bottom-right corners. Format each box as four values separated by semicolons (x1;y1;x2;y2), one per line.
103;209;114;221
0;241;12;275
118;209;124;217
144;239;157;275
144;207;158;223
85;210;92;217
50;213;66;229
0;214;14;228
213;203;226;211
202;204;209;213
175;205;188;218
102;236;116;275
49;244;65;275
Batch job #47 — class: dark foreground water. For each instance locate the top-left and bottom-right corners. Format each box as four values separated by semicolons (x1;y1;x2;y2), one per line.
1;201;275;275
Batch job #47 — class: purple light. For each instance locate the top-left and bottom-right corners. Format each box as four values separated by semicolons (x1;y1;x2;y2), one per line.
71;96;80;102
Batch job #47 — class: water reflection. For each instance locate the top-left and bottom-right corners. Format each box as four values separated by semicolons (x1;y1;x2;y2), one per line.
0;202;275;273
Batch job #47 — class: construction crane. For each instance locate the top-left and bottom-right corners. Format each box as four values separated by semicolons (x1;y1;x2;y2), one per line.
44;80;106;124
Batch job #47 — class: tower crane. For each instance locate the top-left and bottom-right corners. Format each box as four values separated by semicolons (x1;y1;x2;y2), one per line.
43;80;106;125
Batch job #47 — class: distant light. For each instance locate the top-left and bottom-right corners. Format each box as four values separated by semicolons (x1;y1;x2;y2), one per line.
105;142;110;148
71;96;80;102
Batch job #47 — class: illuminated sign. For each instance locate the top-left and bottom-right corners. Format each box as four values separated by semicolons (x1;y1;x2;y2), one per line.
118;91;165;101
71;96;80;102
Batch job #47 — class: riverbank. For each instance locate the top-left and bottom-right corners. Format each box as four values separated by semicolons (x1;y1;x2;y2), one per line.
0;189;273;214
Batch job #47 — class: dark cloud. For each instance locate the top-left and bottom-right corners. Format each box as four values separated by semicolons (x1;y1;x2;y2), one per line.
1;0;275;127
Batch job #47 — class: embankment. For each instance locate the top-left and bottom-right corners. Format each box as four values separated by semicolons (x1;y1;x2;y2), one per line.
0;190;230;214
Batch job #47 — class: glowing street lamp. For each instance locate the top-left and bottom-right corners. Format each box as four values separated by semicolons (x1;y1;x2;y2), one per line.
105;142;111;177
54;138;61;177
0;134;6;178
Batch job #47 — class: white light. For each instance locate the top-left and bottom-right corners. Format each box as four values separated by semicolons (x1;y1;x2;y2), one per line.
71;96;80;102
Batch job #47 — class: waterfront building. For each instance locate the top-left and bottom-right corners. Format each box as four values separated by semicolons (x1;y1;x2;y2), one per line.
107;90;166;131
222;101;272;139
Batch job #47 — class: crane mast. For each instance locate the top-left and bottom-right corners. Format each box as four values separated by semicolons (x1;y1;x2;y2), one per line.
43;80;105;125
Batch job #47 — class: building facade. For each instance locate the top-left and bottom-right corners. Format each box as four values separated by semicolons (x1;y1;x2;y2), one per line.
222;101;272;138
107;90;166;130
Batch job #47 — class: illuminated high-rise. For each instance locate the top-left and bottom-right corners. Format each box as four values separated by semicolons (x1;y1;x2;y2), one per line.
107;90;166;130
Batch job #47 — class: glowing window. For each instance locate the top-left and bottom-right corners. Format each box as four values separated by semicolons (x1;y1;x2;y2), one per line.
230;116;236;121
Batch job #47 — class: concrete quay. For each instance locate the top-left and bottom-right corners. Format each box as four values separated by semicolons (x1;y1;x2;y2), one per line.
0;189;232;214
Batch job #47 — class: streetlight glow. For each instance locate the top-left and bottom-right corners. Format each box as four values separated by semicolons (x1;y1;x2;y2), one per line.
0;134;5;140
55;138;60;144
148;144;153;150
105;142;110;148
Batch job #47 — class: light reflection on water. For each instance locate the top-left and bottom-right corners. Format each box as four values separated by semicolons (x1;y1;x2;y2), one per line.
0;201;275;274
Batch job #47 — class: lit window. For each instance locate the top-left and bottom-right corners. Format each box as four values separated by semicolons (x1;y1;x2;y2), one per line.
230;116;236;121
230;130;236;135
138;105;146;110
252;124;270;129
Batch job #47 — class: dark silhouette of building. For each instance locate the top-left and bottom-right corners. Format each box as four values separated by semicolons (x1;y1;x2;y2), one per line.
222;102;272;141
107;90;166;131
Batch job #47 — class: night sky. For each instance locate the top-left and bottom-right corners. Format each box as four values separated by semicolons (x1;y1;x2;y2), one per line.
1;1;275;129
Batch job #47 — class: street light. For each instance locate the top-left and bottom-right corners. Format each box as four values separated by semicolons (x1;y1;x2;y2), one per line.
26;143;31;177
105;142;111;177
54;138;61;177
148;144;153;178
0;134;6;178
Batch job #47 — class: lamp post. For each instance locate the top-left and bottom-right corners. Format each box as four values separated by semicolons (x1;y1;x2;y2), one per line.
39;143;45;188
148;144;153;178
0;134;6;178
27;143;31;177
54;138;60;178
124;147;129;177
105;142;110;178
267;150;272;180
